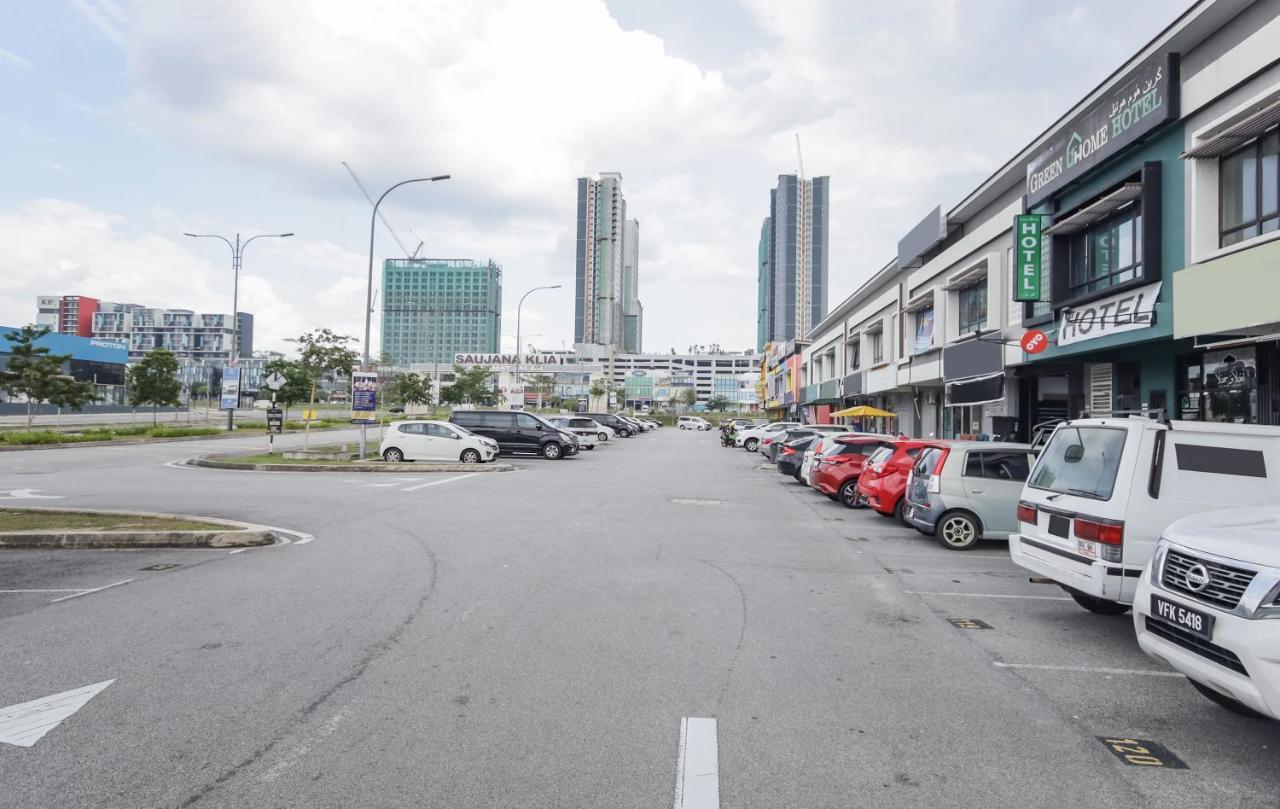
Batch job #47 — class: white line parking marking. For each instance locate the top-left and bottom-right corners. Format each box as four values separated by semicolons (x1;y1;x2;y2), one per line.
0;489;63;500
1;589;84;594
674;717;719;809
993;662;1183;677
50;579;135;602
905;591;1071;601
401;473;477;492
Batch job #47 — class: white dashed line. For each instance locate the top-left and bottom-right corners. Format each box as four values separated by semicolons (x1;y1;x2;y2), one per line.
905;591;1071;601
50;579;135;602
401;473;477;492
993;662;1183;677
674;717;719;809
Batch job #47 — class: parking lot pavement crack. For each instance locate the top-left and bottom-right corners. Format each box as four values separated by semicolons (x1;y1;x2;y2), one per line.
176;521;440;807
701;560;748;713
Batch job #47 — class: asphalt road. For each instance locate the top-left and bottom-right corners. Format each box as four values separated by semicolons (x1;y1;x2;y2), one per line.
2;427;1278;807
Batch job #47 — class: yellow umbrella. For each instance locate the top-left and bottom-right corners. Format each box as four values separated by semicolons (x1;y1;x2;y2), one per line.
829;405;896;419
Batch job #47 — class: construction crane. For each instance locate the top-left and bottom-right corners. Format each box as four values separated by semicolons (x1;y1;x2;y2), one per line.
341;161;413;257
408;229;426;260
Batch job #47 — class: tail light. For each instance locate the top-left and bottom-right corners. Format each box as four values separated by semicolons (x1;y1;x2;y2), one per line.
781;446;796;456
1016;502;1037;524
926;474;941;494
762;438;774;446
1074;517;1123;545
871;463;886;474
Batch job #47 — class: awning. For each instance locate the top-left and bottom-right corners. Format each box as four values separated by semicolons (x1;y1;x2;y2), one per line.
1044;184;1142;236
830;405;896;419
946;373;1004;407
1182;98;1280;159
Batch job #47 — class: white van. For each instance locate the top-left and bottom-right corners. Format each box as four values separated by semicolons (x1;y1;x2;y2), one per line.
677;416;711;431
1008;415;1280;615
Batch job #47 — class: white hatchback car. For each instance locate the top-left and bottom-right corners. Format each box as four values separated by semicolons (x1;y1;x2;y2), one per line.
380;419;498;463
547;416;600;449
1135;506;1280;719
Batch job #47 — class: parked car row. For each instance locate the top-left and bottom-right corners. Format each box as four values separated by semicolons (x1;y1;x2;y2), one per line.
736;413;1280;721
379;411;661;463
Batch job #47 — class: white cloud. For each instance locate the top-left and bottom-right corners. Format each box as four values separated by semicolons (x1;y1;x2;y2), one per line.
0;47;34;69
0;199;369;353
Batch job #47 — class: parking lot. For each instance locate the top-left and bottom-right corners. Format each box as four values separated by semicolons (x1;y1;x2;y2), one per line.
731;430;1280;804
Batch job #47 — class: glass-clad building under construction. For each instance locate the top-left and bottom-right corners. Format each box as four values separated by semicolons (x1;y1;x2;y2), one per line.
381;258;502;367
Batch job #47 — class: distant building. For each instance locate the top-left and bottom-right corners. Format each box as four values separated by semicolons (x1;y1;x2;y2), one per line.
756;218;772;352
36;294;252;362
0;325;128;404
576;173;641;351
758;174;829;345
36;294;99;337
380;258;502;367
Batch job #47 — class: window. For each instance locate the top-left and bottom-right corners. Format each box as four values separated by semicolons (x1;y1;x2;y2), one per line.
957;279;988;334
1029;426;1127;500
1065;206;1142;296
425;423;454;438
869;331;884;364
1220;127;1280;247
963;450;1032;481
515;413;540;428
913;306;935;353
848;341;860;370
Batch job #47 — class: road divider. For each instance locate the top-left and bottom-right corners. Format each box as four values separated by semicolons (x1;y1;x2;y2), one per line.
0;507;278;549
188;452;515;474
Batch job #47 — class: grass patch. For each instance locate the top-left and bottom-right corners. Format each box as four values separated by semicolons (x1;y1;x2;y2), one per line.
0;426;222;445
0;509;229;533
217;452;361;465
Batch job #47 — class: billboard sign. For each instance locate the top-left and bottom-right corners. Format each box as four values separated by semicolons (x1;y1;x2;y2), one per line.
1013;215;1043;302
219;367;241;410
351;371;378;423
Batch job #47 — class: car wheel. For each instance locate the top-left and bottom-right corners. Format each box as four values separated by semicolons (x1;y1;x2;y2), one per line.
1188;680;1266;718
793;471;803;482
744;438;760;452
1062;587;1131;615
586;445;595;450
459;449;481;464
382;448;404;463
838;481;860;509
936;511;981;551
542;442;564;460
599;432;608;441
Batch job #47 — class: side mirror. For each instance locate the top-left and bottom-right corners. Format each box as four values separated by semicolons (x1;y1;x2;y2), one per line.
1063;444;1085;463
452;433;461;439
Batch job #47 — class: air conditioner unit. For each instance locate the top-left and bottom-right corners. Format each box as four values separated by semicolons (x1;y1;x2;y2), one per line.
926;392;940;405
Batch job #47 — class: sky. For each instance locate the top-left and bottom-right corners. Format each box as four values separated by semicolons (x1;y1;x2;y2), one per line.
0;0;1189;357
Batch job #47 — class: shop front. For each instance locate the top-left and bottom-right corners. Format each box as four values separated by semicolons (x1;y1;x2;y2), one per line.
942;335;1018;439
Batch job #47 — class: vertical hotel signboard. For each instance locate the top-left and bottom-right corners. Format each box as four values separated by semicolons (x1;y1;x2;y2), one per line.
351;371;378;423
1014;215;1043;302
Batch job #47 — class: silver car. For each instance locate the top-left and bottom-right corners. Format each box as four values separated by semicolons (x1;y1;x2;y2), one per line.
903;441;1036;551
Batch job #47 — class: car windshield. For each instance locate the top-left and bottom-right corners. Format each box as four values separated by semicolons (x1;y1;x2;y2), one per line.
1028;426;1128;500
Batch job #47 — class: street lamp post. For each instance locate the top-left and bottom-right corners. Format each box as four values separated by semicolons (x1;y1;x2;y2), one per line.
184;231;293;431
514;285;561;410
360;175;449;460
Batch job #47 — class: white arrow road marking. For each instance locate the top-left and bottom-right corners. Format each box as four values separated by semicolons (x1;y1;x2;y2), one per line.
674;717;719;809
0;489;63;500
0;680;114;747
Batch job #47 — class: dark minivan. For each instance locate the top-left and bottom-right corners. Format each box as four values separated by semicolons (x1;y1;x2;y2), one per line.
450;410;579;459
580;412;634;438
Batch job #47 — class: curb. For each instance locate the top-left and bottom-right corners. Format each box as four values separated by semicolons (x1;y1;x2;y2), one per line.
0;507;276;549
190;456;515;473
0;425;352;453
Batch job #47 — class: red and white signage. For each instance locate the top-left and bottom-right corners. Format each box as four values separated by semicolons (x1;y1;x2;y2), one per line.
1020;329;1049;354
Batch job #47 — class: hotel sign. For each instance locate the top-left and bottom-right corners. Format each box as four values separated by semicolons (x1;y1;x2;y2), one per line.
1058;281;1161;347
1025;54;1177;207
1013;215;1043;302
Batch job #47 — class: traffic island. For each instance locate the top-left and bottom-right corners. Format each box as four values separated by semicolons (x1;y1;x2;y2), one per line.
0;508;278;549
190;449;515;473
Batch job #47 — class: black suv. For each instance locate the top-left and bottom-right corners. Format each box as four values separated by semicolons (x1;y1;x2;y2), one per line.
450;410;579;459
581;412;633;438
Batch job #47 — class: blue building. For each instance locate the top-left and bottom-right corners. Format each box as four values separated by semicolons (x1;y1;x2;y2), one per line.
1;326;130;405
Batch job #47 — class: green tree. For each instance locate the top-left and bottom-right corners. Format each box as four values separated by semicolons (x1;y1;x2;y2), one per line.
288;329;359;446
0;325;96;428
708;394;730;412
127;349;183;424
441;364;494;405
262;358;311;417
387;372;432;409
680;387;698;408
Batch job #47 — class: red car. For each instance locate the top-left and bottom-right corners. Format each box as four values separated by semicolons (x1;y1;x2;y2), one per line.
810;435;896;508
856;439;945;522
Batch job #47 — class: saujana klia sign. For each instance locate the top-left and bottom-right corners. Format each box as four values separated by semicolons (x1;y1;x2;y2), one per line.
1025;54;1178;207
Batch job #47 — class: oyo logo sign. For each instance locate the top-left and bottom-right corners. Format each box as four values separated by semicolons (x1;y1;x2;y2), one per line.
1020;330;1049;354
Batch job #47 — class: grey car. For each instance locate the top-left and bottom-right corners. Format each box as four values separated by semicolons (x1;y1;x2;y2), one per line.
903;441;1036;551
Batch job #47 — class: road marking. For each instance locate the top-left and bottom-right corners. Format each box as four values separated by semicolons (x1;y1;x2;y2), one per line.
0;588;84;594
0;488;63;500
673;717;718;809
50;579;135;602
994;662;1183;677
672;499;723;506
906;591;1071;601
0;680;114;747
401;473;477;492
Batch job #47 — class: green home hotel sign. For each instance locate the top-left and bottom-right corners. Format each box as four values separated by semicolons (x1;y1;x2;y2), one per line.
1025;54;1178;207
1014;214;1043;302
